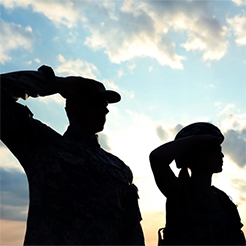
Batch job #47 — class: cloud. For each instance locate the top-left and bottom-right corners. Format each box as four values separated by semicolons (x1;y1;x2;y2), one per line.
103;78;135;99
56;55;99;78
117;69;124;78
232;0;246;6
231;178;246;205
0;19;34;64
181;16;228;61
227;15;246;46
156;125;169;141
32;1;80;28
149;2;228;59
0;168;28;206
217;104;246;133
1;1;231;68
0;0;32;9
1;0;80;28
55;56;135;100
154;123;183;142
0;167;28;221
223;128;246;168
171;124;183;136
83;1;229;66
146;1;228;62
36;94;65;105
83;2;185;69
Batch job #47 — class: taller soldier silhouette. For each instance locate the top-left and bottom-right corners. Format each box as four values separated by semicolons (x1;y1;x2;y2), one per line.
1;65;145;245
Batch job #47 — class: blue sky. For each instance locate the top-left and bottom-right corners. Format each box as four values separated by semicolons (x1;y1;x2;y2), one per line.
0;0;246;245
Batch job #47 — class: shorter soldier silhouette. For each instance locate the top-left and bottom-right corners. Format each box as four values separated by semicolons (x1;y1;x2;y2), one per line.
149;122;245;245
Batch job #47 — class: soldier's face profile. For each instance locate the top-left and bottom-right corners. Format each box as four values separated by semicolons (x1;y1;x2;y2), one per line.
73;98;109;133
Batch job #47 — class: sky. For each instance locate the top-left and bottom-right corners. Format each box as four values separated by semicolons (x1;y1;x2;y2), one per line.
0;0;246;245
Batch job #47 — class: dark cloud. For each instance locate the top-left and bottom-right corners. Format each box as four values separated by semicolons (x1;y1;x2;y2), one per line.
171;124;183;136
156;125;169;141
1;205;27;221
119;9;155;37
156;124;183;141
146;1;208;17
222;128;246;168
98;133;111;151
0;167;28;221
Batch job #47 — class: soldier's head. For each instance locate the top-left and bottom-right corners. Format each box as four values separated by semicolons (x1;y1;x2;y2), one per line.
65;78;121;134
175;122;224;179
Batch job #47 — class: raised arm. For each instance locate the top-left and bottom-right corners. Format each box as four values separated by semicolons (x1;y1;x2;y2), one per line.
1;65;102;162
1;65;58;100
149;135;222;197
0;65;60;162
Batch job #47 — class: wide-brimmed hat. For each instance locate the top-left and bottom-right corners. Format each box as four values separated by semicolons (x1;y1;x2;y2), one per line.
66;78;121;104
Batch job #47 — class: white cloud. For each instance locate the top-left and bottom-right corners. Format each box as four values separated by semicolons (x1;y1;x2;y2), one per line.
0;0;32;9
217;104;246;133
121;0;134;13
103;79;119;91
223;129;246;168
82;1;229;68
232;0;246;6
0;19;34;64
128;63;136;72
206;103;246;168
34;58;41;63
37;94;65;105
218;104;236;116
1;0;80;28
1;1;231;68
55;57;135;102
32;1;78;28
83;3;185;69
180;16;228;61
55;55;99;78
227;15;246;46
24;60;32;66
142;1;228;61
57;54;66;63
103;79;135;99
117;68;124;78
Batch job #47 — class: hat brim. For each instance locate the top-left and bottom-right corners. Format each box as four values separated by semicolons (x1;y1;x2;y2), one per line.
97;90;121;103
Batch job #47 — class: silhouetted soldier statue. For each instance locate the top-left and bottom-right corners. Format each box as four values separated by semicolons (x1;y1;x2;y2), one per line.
150;122;245;245
1;65;145;245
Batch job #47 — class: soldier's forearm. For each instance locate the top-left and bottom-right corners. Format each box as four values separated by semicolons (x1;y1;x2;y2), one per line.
0;65;58;101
